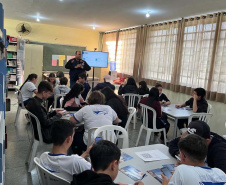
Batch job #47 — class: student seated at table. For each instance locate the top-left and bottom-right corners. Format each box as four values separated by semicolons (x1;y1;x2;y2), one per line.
20;73;38;106
118;77;138;95
92;74;115;91
155;83;171;106
162;134;226;185
54;77;70;95
47;72;59;88
175;87;208;129
138;87;170;143
77;73;91;100
26;81;65;144
56;71;64;78
101;86;129;128
71;140;144;185
138;81;149;95
63;83;86;111
168;120;226;173
40;119;91;182
70;91;119;155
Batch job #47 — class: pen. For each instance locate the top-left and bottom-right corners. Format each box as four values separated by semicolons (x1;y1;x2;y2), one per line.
140;173;146;180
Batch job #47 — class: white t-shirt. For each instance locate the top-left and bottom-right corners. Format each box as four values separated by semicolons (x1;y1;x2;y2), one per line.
20;81;37;101
73;105;118;145
169;164;226;185
39;152;91;182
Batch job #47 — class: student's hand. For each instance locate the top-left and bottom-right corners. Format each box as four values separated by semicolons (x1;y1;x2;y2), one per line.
161;174;171;185
58;110;67;115
193;93;198;100
134;181;144;185
175;159;182;166
81;141;94;158
75;64;82;68
175;105;181;108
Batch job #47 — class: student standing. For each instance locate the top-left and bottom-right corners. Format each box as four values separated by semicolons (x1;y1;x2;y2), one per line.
65;51;91;88
20;73;38;106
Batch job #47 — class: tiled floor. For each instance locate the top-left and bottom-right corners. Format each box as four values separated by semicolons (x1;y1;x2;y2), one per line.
5;91;177;185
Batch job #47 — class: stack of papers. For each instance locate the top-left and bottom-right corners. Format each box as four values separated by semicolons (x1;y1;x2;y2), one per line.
135;150;170;162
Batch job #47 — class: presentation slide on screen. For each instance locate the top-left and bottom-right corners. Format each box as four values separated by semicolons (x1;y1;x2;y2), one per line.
82;51;108;67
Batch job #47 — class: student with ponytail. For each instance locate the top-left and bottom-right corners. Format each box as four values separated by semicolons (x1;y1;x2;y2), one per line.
137;87;170;143
20;73;38;106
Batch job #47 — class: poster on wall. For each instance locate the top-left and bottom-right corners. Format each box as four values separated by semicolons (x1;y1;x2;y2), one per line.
52;55;74;67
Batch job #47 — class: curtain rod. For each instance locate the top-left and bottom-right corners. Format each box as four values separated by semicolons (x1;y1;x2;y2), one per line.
104;11;226;34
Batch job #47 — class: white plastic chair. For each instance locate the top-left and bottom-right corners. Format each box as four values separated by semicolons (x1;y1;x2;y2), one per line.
188;113;213;124
223;122;226;139
87;127;98;147
180;113;213;134
122;94;142;129
207;103;212;113
136;103;167;146
124;107;136;132
14;89;26;126
26;111;52;172
54;94;66;108
94;125;129;149
34;157;70;185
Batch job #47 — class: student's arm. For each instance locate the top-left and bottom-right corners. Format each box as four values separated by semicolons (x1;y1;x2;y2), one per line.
33;89;38;94
192;98;198;113
69;108;84;124
112;109;119;124
92;84;99;92
163;94;171;105
113;117;119;124
175;103;186;108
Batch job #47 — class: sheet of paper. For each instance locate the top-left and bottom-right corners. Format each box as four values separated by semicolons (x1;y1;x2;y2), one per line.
52;55;59;60
59;59;64;66
135;150;169;162
52;59;57;66
119;165;146;181
120;152;133;163
59;55;65;60
67;55;74;61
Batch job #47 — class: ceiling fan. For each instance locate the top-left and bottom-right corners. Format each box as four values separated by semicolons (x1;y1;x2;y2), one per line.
16;23;32;36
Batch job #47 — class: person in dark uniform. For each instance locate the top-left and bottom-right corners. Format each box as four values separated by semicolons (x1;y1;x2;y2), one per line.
65;51;91;88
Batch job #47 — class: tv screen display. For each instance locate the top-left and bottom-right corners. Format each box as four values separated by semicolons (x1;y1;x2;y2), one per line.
82;51;108;68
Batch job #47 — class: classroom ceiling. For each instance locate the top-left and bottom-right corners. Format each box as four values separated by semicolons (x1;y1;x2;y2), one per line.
2;0;226;32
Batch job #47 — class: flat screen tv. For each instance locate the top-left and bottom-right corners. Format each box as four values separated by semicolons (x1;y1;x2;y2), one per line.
82;51;108;68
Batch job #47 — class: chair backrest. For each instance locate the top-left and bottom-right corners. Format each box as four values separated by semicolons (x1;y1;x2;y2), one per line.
139;103;157;130
87;127;98;147
54;94;66;108
122;94;142;108
59;97;64;108
124;107;136;131
27;111;44;145
207;103;212;113
16;89;25;109
34;157;70;185
188;113;213;125
94;125;129;148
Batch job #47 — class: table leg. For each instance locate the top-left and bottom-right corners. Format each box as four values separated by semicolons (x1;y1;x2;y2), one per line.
173;118;178;139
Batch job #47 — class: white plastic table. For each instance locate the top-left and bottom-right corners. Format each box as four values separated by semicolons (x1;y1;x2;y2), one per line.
115;144;176;185
161;104;193;139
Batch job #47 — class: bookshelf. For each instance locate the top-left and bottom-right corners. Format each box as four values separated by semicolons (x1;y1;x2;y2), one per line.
6;36;18;90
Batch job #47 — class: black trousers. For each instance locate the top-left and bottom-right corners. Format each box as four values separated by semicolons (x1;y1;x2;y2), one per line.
71;128;87;155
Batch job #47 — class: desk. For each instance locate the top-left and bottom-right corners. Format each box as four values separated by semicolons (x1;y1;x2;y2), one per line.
115;144;176;185
162;104;193;139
